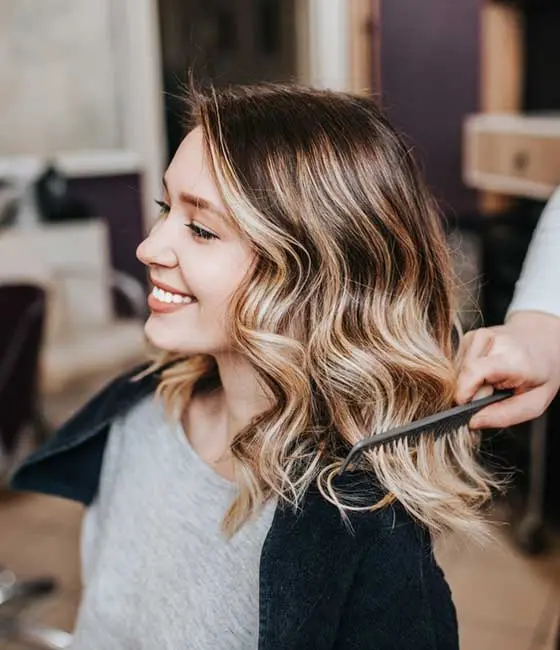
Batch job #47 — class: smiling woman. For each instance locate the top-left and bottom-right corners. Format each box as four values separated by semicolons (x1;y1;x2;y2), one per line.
13;82;486;649
136;126;255;355
140;83;497;541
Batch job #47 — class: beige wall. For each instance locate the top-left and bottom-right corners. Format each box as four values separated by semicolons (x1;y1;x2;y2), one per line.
0;0;120;155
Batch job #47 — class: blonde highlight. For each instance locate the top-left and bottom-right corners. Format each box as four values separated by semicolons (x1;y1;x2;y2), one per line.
152;83;500;539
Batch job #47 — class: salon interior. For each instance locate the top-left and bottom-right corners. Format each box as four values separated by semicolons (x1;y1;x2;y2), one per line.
0;1;559;648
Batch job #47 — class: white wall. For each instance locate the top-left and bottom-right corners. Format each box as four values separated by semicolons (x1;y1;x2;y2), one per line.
306;0;350;91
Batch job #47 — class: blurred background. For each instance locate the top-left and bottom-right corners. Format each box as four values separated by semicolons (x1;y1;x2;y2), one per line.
0;0;559;648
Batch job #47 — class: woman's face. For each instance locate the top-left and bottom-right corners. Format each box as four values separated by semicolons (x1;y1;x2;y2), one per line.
136;127;254;354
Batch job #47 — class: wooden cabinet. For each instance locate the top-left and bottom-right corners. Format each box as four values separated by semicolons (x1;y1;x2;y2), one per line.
465;2;560;206
464;114;560;199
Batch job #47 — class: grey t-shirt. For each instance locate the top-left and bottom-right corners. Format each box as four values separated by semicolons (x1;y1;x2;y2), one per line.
71;395;276;649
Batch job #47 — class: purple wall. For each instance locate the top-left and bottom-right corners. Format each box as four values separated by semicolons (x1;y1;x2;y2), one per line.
68;174;146;287
379;0;480;216
68;174;147;316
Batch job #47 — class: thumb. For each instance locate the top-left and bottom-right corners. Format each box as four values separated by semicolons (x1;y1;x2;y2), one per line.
470;385;550;429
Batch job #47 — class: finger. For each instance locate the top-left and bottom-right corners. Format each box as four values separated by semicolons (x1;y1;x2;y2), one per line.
459;329;495;367
470;384;552;429
473;384;494;400
455;330;496;404
455;354;525;404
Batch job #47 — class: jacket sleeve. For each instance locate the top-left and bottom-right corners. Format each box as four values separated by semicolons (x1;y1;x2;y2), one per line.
332;514;459;650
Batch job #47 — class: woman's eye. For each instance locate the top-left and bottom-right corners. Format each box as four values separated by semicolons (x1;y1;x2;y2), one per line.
186;223;218;241
155;199;170;217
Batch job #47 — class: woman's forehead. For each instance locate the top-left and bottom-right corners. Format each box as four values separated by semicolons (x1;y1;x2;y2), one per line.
165;128;214;194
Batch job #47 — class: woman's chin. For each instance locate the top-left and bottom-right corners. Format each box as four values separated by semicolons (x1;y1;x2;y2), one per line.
143;316;215;355
143;317;184;352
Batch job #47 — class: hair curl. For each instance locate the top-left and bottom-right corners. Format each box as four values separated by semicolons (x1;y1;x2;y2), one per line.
147;83;500;538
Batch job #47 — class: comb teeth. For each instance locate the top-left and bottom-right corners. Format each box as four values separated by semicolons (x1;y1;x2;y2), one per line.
375;410;475;449
339;389;514;474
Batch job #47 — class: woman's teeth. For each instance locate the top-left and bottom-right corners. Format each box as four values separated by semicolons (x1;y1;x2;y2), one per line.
151;287;195;304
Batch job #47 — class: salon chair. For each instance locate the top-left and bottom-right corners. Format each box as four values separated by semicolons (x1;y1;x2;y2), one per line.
0;285;72;647
0;284;50;477
0;567;72;648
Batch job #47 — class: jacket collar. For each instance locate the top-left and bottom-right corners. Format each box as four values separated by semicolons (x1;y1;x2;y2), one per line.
10;363;161;503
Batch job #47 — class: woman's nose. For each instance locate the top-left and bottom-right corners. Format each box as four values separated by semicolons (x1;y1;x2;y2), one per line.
136;224;178;268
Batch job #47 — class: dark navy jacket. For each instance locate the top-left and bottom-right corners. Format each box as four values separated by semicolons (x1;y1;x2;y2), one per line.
10;365;459;649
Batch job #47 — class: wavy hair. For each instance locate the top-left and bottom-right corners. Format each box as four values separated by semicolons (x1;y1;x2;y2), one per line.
149;83;499;538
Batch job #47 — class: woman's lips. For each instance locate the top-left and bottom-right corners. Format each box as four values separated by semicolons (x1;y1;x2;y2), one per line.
150;278;191;296
148;285;197;313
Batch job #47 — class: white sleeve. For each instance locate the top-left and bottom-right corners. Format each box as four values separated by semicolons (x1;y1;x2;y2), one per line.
506;186;560;320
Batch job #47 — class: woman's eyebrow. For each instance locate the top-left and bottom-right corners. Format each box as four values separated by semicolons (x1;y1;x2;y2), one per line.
162;176;227;221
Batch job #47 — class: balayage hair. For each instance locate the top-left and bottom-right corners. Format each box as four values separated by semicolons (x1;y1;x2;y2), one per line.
150;83;498;538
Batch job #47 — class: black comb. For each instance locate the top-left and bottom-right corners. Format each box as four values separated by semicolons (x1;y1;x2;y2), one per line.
339;389;514;474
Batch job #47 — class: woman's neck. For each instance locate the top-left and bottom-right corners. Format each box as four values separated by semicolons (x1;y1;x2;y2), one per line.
182;352;273;480
213;352;273;440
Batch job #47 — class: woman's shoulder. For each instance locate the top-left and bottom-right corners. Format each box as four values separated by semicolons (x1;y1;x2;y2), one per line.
291;471;432;560
331;498;457;649
306;476;456;648
269;476;455;645
317;470;428;542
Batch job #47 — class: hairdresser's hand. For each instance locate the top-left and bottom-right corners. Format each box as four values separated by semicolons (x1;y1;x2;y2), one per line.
455;311;560;428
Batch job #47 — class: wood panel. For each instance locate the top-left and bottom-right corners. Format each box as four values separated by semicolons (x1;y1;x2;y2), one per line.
479;2;525;212
481;4;524;113
348;0;374;94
